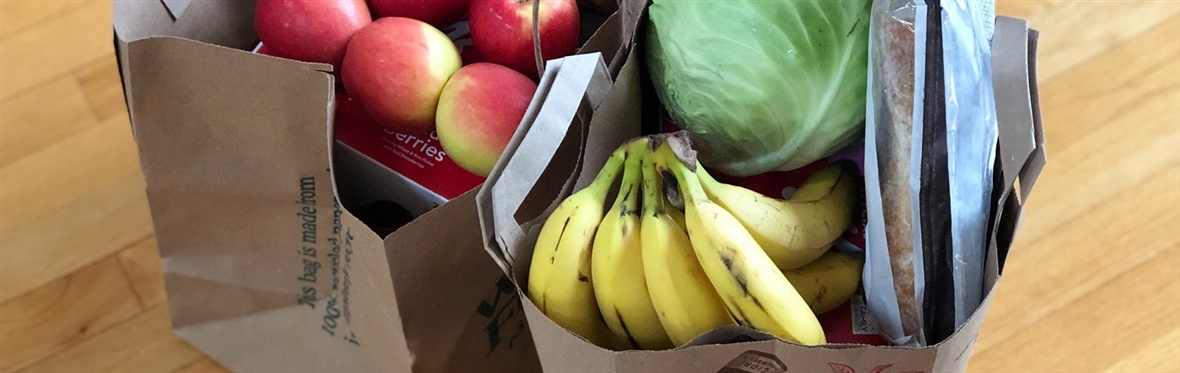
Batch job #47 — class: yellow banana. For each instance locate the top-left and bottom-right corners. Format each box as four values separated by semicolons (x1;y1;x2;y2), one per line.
591;141;675;349
640;152;735;347
697;162;860;270
656;141;826;346
592;140;674;350
528;145;629;348
783;251;865;315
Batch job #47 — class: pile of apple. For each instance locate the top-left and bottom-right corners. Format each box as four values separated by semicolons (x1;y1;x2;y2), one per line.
254;0;582;177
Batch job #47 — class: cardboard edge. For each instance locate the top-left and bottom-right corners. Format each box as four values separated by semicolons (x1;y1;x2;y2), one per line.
1018;28;1046;199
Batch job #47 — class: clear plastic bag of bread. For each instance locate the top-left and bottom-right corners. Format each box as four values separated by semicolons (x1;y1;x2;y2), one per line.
862;0;998;347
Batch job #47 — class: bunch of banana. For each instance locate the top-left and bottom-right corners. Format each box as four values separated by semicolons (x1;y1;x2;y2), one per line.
698;157;860;270
590;140;674;350
526;132;865;350
526;144;628;348
639;146;736;347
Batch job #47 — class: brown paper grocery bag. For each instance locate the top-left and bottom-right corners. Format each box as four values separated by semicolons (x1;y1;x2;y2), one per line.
113;1;560;371
478;13;1047;373
122;35;413;372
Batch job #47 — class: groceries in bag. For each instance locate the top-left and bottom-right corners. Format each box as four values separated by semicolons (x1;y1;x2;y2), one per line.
528;133;865;350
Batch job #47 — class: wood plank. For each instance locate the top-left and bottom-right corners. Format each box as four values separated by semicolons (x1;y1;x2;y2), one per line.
1002;17;1180;252
75;55;128;122
968;246;1180;372
993;0;1052;21
18;305;205;373
974;166;1180;355
0;74;100;167
0;0;115;101
0;115;153;303
116;237;168;308
969;11;1180;369
0;1;74;39
0;256;142;372
173;357;231;373
1102;329;1180;373
995;3;1180;82
1035;17;1180;156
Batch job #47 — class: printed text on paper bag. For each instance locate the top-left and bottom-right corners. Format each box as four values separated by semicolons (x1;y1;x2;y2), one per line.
294;175;361;347
297;177;320;308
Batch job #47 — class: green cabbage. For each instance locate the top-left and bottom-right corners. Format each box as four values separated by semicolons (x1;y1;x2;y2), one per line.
646;0;871;176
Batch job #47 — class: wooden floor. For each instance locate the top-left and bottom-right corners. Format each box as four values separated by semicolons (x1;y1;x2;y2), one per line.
0;2;1178;372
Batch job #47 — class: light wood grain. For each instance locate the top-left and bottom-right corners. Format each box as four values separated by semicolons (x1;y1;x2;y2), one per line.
1103;329;1180;373
995;1;1180;83
0;2;1178;373
0;75;99;167
1034;16;1180;155
75;55;128;122
972;166;1180;356
116;237;168;309
971;246;1180;372
17;305;204;373
0;257;142;372
0;115;153;303
0;1;73;39
1003;18;1180;249
0;1;113;101
968;18;1180;360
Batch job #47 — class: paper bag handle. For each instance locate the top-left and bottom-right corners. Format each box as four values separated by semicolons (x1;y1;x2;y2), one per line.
532;0;544;78
482;54;613;275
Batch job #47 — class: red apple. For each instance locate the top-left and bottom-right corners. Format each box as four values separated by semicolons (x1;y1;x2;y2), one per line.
342;18;462;134
369;0;471;28
469;0;579;80
254;0;371;70
435;63;538;177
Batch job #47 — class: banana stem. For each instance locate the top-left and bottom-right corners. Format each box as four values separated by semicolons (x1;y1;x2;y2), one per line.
655;144;709;206
695;163;721;188
615;144;646;214
587;147;629;196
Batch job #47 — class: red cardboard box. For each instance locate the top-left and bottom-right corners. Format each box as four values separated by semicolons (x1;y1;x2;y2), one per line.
334;94;484;203
257;19;486;216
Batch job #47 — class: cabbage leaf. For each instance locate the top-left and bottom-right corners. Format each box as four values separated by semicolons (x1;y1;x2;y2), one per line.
646;0;871;176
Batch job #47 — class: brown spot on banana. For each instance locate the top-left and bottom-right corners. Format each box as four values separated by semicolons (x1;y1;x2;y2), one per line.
718;248;753;297
748;293;766;313
809;286;828;309
729;297;753;326
615;307;641;349
551;215;573;259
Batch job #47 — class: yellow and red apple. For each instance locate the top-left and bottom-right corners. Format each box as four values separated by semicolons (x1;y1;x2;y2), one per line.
436;63;538;177
469;0;580;80
254;0;371;70
341;17;462;134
